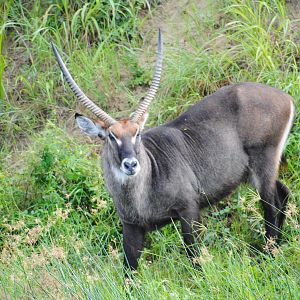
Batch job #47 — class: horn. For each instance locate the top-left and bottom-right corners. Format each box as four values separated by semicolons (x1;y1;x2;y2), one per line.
51;43;116;126
131;29;163;123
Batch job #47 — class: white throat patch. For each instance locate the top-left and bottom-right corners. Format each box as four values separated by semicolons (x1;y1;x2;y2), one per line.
112;166;129;185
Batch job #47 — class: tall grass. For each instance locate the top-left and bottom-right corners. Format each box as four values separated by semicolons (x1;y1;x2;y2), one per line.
0;0;299;299
0;0;152;151
0;28;5;101
0;1;12;104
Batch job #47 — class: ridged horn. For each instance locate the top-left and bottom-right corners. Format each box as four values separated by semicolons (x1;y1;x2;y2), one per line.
131;29;163;123
51;43;116;126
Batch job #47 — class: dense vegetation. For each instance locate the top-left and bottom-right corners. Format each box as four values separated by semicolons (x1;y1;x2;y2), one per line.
0;0;299;298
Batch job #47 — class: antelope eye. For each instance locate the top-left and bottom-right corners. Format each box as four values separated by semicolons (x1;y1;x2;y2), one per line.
108;132;115;141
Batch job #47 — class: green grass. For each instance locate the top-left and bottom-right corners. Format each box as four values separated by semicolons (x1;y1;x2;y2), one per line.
0;0;299;299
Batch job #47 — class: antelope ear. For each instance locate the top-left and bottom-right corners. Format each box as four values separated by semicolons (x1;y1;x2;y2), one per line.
75;113;107;139
137;112;149;131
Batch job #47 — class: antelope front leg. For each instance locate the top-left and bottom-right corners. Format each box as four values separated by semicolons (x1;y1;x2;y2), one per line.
179;207;200;262
122;222;145;272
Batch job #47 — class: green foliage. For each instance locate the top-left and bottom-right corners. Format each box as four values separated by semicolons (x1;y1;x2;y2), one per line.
0;35;5;101
224;0;298;80
0;0;299;299
0;0;151;148
127;59;151;88
0;0;12;101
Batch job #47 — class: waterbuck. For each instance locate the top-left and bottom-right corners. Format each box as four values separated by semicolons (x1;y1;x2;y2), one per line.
52;30;294;271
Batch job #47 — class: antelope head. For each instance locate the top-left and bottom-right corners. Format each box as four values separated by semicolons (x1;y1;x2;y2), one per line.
52;30;163;176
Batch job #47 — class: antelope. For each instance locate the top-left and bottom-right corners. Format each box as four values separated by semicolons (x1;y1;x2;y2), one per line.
52;30;294;271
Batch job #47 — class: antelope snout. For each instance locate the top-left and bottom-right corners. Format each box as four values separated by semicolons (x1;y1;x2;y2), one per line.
121;158;140;176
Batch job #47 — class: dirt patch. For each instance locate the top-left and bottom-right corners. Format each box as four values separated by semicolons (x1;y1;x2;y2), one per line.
286;0;300;43
140;0;208;53
287;0;300;19
128;0;215;109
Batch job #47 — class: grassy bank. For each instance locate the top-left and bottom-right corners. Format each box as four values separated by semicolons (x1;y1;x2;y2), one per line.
0;0;299;299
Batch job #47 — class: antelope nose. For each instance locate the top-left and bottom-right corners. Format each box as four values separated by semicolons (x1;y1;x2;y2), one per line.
121;158;139;175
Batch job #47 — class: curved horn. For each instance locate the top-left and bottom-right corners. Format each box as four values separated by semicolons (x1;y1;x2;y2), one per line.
131;29;163;123
51;43;116;126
